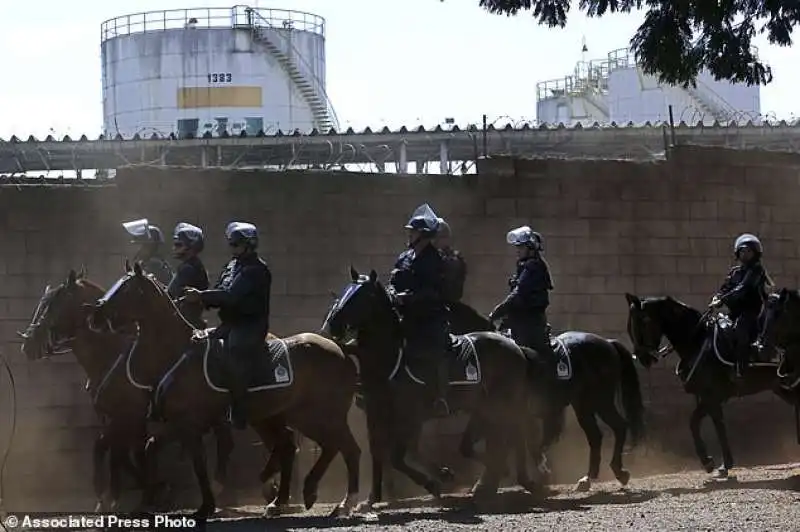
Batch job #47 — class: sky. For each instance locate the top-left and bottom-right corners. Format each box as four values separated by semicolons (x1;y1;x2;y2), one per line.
0;0;798;141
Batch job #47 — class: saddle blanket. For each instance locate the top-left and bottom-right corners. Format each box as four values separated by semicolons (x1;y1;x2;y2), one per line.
205;338;294;392
499;328;573;381
398;334;481;386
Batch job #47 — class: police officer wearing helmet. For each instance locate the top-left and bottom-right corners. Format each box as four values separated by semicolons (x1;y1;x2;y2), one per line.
183;222;272;429
433;217;467;305
489;225;557;364
168;222;209;329
709;233;774;378
122;218;174;286
388;203;451;417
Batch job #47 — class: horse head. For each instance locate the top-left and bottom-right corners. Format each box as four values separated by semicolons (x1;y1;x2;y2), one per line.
19;267;102;361
625;293;703;368
92;261;166;333
757;288;800;360
322;266;387;340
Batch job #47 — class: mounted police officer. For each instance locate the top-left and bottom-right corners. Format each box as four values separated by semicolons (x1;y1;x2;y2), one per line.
709;233;774;378
183;222;272;429
168;222;209;329
122;218;174;286
388;204;451;417
489;225;557;365
434;217;467;305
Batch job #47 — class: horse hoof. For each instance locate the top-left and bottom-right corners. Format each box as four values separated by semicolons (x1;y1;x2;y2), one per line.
303;488;318;510
354;500;375;513
193;503;216;519
264;503;285;517
616;469;631;487
575;476;591;492
438;467;456;483
93;500;103;513
702;457;715;474
211;480;225;497
520;480;542;495
423;480;442;499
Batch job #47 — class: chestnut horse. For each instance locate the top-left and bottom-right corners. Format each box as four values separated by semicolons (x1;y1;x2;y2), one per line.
18;268;234;510
91;262;361;518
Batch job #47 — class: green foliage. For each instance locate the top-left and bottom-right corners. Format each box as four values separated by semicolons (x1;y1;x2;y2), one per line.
476;0;800;86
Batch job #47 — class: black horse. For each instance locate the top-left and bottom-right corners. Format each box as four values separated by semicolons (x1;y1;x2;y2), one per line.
625;292;783;480
450;302;645;492
755;289;800;400
323;268;542;510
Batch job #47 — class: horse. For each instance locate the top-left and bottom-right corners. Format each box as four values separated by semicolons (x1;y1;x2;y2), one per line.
322;267;539;510
625;292;784;480
754;289;800;402
91;261;361;518
17;268;235;511
448;303;645;492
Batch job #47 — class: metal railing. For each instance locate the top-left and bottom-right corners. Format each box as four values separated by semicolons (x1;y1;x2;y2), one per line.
248;9;339;131
100;5;325;42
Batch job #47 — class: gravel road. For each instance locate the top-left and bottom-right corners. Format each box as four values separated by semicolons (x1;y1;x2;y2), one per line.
203;462;800;531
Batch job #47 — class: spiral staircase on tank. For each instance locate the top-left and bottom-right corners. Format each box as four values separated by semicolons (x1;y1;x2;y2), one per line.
244;9;338;132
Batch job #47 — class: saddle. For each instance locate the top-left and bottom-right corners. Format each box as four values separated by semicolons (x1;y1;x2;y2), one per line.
398;334;481;386
706;313;775;368
151;337;294;416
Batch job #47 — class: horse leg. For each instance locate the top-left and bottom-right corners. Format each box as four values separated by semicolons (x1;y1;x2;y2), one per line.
328;424;362;517
211;421;234;497
251;421;296;515
186;432;216;518
706;401;734;479
92;432;110;512
108;444;125;511
689;400;715;473
573;401;603;492
529;403;565;484
389;437;442;501
596;400;631;487
471;421;512;503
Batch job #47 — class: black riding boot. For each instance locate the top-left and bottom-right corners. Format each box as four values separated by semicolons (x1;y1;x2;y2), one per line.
432;359;450;417
225;355;249;430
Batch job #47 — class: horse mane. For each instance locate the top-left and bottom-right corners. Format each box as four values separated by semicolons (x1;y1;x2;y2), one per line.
644;295;705;345
134;271;198;331
76;277;106;294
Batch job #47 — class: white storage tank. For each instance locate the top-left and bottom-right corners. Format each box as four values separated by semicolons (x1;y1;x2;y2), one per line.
536;48;761;126
101;5;338;139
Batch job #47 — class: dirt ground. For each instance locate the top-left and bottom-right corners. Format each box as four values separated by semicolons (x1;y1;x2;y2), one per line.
199;462;800;531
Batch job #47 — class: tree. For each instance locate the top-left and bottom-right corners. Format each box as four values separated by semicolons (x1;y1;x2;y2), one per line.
476;0;800;86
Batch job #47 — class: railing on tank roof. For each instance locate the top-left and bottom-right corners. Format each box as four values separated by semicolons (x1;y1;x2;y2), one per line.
100;5;326;42
247;8;340;131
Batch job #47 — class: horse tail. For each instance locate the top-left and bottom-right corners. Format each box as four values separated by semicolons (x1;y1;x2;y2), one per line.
610;339;645;446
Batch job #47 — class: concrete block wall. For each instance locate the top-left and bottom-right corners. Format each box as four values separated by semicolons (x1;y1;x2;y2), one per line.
1;145;800;509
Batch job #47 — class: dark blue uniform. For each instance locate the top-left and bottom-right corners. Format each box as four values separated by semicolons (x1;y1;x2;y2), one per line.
202;253;272;347
389;242;450;374
715;261;769;368
492;256;556;360
167;255;209;328
440;248;467;304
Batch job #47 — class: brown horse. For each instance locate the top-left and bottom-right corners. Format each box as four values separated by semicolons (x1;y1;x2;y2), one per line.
322;268;537;510
19;270;233;511
17;268;234;511
91;262;361;518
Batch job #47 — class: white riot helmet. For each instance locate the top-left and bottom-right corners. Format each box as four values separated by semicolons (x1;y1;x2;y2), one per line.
734;233;762;255
506;225;543;251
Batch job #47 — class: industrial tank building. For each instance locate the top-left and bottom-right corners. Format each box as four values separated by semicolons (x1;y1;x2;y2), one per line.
536;48;761;126
101;6;338;139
